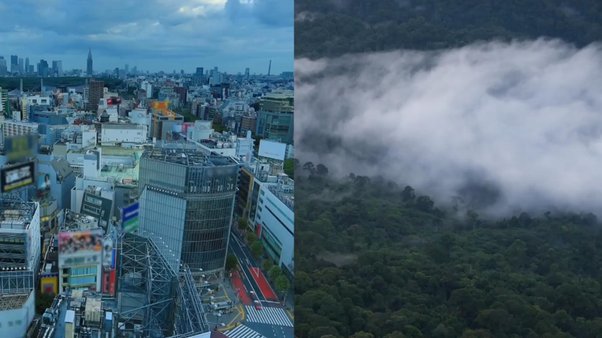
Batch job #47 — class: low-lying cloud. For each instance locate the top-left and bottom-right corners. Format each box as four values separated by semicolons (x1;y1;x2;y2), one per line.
295;39;602;216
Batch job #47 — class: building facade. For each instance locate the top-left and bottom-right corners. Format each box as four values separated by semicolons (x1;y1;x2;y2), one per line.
138;147;239;275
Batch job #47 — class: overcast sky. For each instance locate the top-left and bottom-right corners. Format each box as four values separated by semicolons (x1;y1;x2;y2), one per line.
0;0;293;74
297;39;602;217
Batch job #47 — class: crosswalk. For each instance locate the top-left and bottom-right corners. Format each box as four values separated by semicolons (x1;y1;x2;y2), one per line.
224;324;266;338
244;305;293;327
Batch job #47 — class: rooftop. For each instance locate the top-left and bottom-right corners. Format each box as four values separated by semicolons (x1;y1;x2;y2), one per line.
143;147;239;167
0;201;37;230
0;293;30;311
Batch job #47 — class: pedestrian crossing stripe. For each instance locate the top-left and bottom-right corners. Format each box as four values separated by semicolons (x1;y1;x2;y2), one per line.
224;324;266;338
244;305;294;327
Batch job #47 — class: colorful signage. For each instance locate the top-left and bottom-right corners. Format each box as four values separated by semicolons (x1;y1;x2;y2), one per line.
80;192;113;230
122;202;139;233
58;230;103;266
0;161;35;192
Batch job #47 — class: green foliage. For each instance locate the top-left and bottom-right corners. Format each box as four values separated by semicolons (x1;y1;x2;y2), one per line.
296;0;602;59
262;258;274;272
246;231;258;244
225;254;238;271
250;241;263;259
275;275;290;294
269;266;283;281
296;174;602;337
238;218;248;230
36;292;55;315
284;158;295;177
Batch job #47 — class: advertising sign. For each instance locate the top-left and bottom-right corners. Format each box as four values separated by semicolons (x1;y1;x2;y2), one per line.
258;139;287;161
4;134;37;162
58;230;103;266
80;192;113;229
102;238;114;268
122;202;139;233
1;161;35;192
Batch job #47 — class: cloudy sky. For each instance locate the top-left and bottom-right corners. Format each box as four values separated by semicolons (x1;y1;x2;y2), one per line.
0;0;293;73
296;39;602;217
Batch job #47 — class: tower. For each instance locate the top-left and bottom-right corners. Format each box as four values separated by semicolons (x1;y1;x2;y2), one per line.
87;48;93;76
268;60;271;76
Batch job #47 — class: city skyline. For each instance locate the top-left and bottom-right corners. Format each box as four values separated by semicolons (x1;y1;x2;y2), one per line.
0;0;293;73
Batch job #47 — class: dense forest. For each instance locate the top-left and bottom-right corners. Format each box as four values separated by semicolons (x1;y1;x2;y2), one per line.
296;166;602;337
295;0;602;58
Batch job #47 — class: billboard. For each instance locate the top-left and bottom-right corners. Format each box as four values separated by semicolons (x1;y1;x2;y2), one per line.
58;230;103;266
258;139;287;161
1;161;35;192
122;202;139;233
102;238;115;268
80;192;113;230
40;275;58;295
4;134;37;162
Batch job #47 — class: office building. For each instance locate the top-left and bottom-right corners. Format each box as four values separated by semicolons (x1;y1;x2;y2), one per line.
87;49;93;76
52;60;63;77
256;90;294;145
38;59;49;77
57;211;103;293
10;55;18;74
87;79;104;112
138;146;239;276
0;200;40;337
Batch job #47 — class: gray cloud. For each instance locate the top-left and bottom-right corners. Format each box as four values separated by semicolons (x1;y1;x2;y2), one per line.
296;39;602;217
0;0;292;72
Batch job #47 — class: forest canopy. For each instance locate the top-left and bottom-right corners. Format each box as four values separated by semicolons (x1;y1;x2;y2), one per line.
296;167;602;338
295;0;602;58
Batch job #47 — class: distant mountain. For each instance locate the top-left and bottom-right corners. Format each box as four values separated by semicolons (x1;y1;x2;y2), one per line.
295;0;602;58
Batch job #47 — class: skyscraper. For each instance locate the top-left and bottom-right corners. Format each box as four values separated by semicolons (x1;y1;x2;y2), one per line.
87;79;104;112
0;57;7;75
10;55;18;74
18;58;24;74
138;147;239;276
24;58;29;75
52;60;63;77
37;59;49;77
87;48;93;76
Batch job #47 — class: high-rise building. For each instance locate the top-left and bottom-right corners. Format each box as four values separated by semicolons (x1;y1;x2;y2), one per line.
256;90;294;144
87;49;93;76
245;67;250;79
24;57;29;75
10;55;18;74
52;60;63;77
138;147;239;275
37;59;49;77
0;200;40;337
18;58;24;74
0;57;7;75
87;79;104;112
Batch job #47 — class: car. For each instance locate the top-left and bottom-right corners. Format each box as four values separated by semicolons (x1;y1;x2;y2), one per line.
253;300;262;310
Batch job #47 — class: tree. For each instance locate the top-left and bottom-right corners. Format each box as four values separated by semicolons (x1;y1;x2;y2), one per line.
262;258;274;272
316;163;329;176
238;218;248;231
225;254;238;271
246;231;258;244
303;161;315;175
284;158;295;177
36;292;55;315
250;241;263;258
269;266;283;281
275;275;290;294
402;186;416;202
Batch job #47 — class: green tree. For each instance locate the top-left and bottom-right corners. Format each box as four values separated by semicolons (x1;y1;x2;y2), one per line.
250;241;263;258
262;258;274;272
225;254;238;271
269;266;283;281
36;292;55;315
246;231;258;244
275;275;290;294
238;218;248;231
284;158;295;177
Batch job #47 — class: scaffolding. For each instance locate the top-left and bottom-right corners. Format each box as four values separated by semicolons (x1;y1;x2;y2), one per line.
117;233;208;338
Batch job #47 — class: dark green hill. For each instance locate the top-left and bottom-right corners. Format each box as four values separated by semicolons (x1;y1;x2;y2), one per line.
296;168;602;337
295;0;602;58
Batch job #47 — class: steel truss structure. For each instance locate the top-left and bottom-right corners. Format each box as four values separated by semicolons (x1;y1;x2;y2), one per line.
117;233;208;338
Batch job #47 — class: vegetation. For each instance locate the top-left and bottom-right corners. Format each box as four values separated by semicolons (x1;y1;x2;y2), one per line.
284;158;295;177
0;76;124;91
35;292;55;315
225;254;238;271
296;165;602;337
250;241;264;259
238;218;249;231
295;0;602;59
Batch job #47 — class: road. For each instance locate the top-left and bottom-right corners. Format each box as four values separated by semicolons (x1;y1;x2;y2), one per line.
229;231;277;304
226;231;293;338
